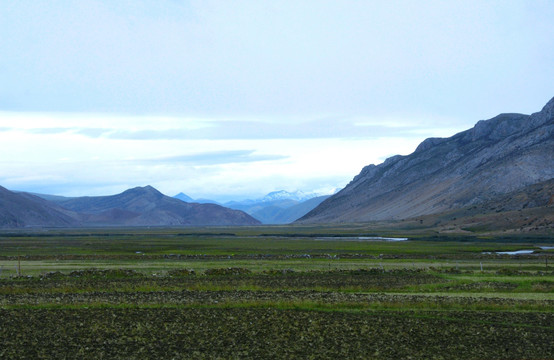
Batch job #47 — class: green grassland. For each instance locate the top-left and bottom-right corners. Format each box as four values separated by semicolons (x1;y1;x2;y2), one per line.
1;227;553;359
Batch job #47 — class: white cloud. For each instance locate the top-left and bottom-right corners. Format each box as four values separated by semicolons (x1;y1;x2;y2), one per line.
0;111;435;200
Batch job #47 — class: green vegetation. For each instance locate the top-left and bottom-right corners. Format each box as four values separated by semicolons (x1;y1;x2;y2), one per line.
0;227;552;359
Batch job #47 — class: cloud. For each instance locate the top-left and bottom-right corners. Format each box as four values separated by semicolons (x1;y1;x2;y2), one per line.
73;117;434;141
0;110;477;142
138;150;288;166
0;133;424;200
8;118;437;141
104;128;195;140
76;128;112;138
27;127;73;134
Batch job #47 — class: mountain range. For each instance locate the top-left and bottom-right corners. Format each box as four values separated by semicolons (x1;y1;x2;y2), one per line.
2;96;552;232
172;190;330;224
0;186;260;228
298;96;554;228
223;191;328;224
247;195;330;224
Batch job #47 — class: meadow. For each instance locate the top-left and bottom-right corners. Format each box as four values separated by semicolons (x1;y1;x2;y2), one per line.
0;227;552;359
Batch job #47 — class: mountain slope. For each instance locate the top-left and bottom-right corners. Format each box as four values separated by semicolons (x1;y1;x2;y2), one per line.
0;186;79;228
298;97;554;224
52;186;260;226
389;179;554;234
434;178;554;233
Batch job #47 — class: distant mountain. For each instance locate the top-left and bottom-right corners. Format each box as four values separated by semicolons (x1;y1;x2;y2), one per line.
17;191;72;203
251;195;330;224
1;186;260;228
222;190;328;223
225;198;298;214
298;96;554;224
0;186;79;228
194;198;220;205
173;192;194;202
53;186;260;226
173;192;220;205
226;190;322;209
260;190;318;202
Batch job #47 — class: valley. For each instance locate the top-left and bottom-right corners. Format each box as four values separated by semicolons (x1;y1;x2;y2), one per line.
3;2;553;358
0;93;552;359
0;227;552;359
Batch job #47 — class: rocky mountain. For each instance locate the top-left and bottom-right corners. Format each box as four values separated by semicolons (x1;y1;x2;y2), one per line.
431;178;554;233
0;186;79;228
298;96;554;224
1;186;260;228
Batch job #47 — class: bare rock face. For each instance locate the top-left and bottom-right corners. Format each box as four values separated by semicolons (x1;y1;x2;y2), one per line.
298;97;554;223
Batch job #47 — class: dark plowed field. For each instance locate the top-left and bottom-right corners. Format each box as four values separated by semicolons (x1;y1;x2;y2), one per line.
1;307;552;359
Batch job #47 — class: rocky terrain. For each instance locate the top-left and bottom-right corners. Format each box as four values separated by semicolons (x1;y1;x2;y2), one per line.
418;178;554;234
299;97;554;225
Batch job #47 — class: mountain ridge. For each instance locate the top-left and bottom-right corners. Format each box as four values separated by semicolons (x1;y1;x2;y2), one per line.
298;96;554;224
0;186;260;228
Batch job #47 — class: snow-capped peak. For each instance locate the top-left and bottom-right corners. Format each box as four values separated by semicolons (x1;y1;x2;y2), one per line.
261;190;318;202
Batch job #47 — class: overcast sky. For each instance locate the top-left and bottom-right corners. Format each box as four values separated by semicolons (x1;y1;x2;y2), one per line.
1;1;553;201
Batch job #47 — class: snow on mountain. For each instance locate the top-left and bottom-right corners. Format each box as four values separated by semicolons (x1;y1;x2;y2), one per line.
261;190;317;202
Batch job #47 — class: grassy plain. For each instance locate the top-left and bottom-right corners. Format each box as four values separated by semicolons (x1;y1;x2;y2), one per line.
0;226;552;359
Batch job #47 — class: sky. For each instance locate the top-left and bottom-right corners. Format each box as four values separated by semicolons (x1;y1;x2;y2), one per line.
0;1;553;202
